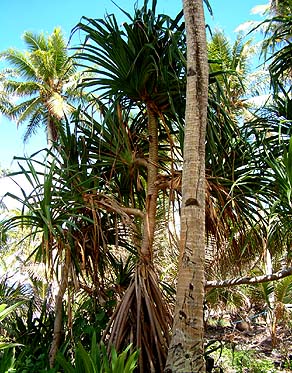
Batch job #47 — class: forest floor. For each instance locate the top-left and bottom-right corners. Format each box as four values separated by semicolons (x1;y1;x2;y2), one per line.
205;320;292;372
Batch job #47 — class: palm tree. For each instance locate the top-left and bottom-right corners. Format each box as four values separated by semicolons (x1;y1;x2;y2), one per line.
165;0;209;371
0;28;93;365
0;27;86;146
208;31;253;115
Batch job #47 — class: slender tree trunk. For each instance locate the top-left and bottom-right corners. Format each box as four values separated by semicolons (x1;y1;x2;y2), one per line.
140;103;159;263
166;1;208;372
103;101;172;373
49;247;70;368
47;118;55;148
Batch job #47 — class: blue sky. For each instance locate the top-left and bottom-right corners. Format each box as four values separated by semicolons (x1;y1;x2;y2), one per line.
0;0;267;171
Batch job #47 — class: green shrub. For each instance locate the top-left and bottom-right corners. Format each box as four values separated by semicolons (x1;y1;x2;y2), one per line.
56;332;139;373
208;344;277;373
0;302;24;373
232;350;276;373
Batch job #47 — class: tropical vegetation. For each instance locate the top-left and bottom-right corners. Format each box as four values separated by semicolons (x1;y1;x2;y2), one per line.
0;27;89;145
0;0;292;372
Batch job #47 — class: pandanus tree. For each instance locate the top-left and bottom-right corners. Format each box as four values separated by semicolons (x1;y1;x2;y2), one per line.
238;1;292;283
1;116;142;368
0;27;87;145
72;1;185;371
203;5;292;289
202;0;292;298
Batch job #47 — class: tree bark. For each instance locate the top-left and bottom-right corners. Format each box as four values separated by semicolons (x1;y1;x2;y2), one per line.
140;103;159;263
165;1;208;372
47;118;56;148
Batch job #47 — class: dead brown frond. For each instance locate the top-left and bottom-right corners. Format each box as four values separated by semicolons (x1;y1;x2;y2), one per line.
70;192;139;295
205;176;263;278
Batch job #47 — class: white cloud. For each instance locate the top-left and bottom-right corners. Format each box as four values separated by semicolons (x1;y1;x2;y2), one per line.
235;20;258;33
246;93;272;107
251;4;270;16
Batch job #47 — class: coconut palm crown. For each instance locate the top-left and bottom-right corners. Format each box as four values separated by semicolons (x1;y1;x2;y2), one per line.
0;27;86;145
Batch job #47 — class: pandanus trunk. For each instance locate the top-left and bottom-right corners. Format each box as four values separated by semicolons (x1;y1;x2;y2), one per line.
166;0;209;372
103;102;172;372
140;103;159;262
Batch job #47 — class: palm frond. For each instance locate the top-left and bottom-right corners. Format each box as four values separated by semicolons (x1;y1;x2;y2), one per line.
3;80;40;96
0;49;37;81
10;96;42;125
23;31;48;52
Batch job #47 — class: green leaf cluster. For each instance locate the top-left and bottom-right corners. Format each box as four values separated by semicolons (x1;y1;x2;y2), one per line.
56;333;138;373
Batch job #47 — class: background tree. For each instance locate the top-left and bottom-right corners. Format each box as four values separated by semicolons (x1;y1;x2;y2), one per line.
0;27;87;145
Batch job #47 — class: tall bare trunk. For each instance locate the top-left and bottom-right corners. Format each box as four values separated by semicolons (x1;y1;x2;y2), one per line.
166;0;208;372
140;103;159;263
